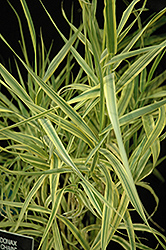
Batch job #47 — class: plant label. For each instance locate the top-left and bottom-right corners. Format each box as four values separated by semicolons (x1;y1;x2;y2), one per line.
0;230;34;250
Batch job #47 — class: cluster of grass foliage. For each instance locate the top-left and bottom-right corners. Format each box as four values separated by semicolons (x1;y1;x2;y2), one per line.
0;0;166;249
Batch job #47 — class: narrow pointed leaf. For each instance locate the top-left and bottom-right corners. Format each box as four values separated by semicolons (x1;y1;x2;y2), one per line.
14;175;46;231
124;210;136;250
104;73;147;223
39;118;84;178
43;29;80;82
104;0;117;55
117;0;140;36
100;164;114;250
101;99;166;135
116;40;166;92
20;0;36;51
0;64;33;103
140;107;165;170
56;214;90;250
39;1;99;85
37;188;65;250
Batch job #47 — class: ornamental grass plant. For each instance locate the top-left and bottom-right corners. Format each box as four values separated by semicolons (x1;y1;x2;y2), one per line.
0;0;166;249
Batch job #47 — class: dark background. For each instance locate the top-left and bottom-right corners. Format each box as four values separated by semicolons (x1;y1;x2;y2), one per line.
1;1;166;249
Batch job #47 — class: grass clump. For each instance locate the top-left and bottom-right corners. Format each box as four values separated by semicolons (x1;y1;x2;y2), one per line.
0;0;166;249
